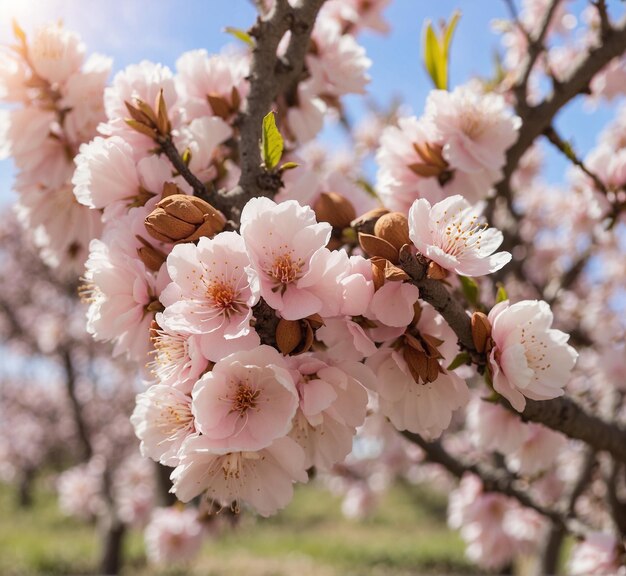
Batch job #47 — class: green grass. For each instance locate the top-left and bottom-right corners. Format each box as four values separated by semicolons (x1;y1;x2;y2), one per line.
0;477;476;575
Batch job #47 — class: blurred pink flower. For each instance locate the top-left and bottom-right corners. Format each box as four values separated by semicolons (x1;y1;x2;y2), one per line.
145;506;204;565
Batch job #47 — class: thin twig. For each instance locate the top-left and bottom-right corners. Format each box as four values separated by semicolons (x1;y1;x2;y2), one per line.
543;125;609;196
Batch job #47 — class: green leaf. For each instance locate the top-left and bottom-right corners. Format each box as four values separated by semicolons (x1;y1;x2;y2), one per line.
442;11;461;56
224;26;254;47
422;11;461;90
356;178;380;199
260;111;284;170
495;283;508;304
459;275;479;307
447;352;470;371
278;161;299;172
423;22;444;89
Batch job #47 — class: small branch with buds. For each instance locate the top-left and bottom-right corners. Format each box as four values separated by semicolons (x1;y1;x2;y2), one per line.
395;247;626;462
124;93;228;213
223;0;326;217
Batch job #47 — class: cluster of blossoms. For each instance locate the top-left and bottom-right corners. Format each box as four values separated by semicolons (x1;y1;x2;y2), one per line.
376;83;521;211
0;22;107;274
8;0;626;572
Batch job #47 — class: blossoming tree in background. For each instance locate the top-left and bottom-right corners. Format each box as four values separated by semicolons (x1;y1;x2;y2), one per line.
1;0;625;574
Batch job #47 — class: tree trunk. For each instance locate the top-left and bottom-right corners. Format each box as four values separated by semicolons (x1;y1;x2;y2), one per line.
154;461;177;507
539;524;565;576
99;517;126;576
17;468;35;508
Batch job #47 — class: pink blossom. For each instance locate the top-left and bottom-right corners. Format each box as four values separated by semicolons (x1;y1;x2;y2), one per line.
160;232;259;360
285;82;327;143
466;396;529;453
149;324;209;393
307;17;371;97
287;355;371;469
83;229;159;363
425;86;520;174
568;532;625;575
61;54;111;145
191;346;298;452
131;384;196;466
175;49;249;122
28;23;85;85
506;423;566;476
171;435;308;517
316;318;379;363
366;303;470;438
73;136;140;211
114;455;156;528
101;61;178;155
321;0;391;35
408;195;511;276
145;506;204;565
488;300;578;412
448;474;543;570
57;462;104;520
368;281;420;328
15;182;102;273
375;116;494;212
174;116;233;182
240;197;347;320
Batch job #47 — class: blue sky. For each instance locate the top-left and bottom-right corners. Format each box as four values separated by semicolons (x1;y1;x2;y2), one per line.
0;0;623;204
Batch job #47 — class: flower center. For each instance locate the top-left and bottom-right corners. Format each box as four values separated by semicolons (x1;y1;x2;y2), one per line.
437;209;489;258
230;383;261;417
269;253;302;286
220;453;243;480
207;281;241;314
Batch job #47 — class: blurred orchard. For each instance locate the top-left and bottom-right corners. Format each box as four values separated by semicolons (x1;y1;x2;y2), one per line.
0;0;625;574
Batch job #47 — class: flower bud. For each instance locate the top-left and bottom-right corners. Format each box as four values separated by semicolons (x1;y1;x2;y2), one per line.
427;261;448;280
145;194;226;244
358;232;399;263
351;207;389;236
374;212;411;251
471;311;492;354
314;192;357;229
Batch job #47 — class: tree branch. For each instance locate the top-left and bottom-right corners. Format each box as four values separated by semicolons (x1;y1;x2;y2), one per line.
542;125;609;196
495;19;626;207
222;0;326;218
156;134;229;213
398;247;626;462
514;0;562;105
60;347;93;461
402;431;583;534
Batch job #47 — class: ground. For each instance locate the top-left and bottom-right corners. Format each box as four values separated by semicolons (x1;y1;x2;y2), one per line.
0;477;477;575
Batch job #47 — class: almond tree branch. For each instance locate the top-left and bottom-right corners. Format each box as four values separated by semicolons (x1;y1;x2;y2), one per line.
156;134;229;213
398;247;626;462
60;347;93;461
223;0;326;219
494;18;626;208
514;0;562;103
542;125;609;196
402;431;584;534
